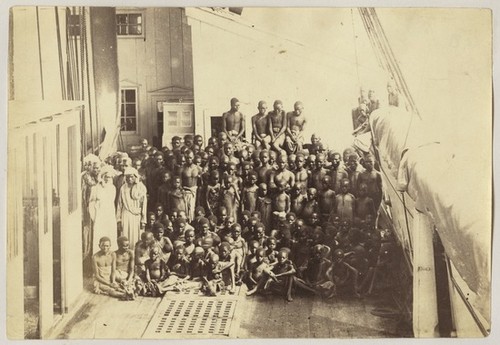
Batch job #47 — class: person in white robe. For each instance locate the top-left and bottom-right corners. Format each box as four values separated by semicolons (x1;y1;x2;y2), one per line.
116;167;148;249
89;165;119;253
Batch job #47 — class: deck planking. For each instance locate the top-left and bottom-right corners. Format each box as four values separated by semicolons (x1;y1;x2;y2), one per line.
55;290;162;339
53;283;401;339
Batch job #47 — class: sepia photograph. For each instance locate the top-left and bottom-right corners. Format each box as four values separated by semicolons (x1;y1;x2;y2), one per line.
4;4;493;341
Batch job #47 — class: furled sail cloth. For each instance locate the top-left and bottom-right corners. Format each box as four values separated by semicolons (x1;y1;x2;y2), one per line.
89;7;121;159
369;106;491;323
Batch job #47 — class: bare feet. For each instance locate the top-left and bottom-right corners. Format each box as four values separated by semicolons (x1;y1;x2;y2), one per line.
246;288;258;296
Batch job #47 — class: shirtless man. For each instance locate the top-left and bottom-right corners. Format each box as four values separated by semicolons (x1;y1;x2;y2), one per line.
345;153;360;196
181;150;202;222
310;153;328;191
356;154;382;209
268;100;287;151
92;237;125;298
245;248;271;295
328;151;348;193
286;101;306;148
222;142;240;166
295;153;310;190
272;180;291;222
222;97;245;143
115;236;135;284
263;249;296;301
318;176;336;222
251;101;271;149
257;150;273;185
269;154;295;193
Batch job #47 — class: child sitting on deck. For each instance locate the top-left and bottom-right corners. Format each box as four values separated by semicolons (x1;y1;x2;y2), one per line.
202;253;235;296
92;237;126;298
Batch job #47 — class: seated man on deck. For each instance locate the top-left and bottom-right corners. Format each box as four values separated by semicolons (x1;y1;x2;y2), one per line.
144;246;185;296
92;236;126;298
115;236;135;284
294;244;336;298
222;97;246;147
267;100;287;152
352;103;369;132
285;101;306;154
261;248;296;302
367;89;380;113
251;100;271;149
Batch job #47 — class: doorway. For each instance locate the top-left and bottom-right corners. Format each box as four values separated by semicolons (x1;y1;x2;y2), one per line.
154;100;164;148
23;133;40;339
52;125;63;315
22;128;64;338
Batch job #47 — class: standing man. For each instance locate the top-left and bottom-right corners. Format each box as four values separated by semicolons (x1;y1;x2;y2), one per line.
147;152;166;211
268;100;287;152
251;101;271;149
269;154;295;193
181;149;202;222
222;97;246;144
327;151;348;193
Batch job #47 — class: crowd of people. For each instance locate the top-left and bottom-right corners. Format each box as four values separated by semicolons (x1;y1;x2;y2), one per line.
81;96;393;302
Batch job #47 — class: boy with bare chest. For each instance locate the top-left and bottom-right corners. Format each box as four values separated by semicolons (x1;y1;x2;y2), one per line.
256;183;272;231
272;180;291;226
294;153;310;190
356;155;382;210
115;236;134;284
242;171;259;213
302;188;319;221
354;183;377;222
291;182;306;217
310;153;328;191
319;175;336;222
257;150;273;185
168;176;187;214
92;237;125;298
245;248;271;295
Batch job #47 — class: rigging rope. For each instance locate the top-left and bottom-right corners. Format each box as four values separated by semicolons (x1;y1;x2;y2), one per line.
65;7;73;100
35;7;45;100
55;7;67;100
83;7;95;153
350;9;361;87
358;9;384;70
359;8;424;281
73;7;80;99
78;6;86;159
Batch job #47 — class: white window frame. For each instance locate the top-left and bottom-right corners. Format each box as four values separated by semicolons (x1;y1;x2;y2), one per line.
120;87;139;134
116;10;145;39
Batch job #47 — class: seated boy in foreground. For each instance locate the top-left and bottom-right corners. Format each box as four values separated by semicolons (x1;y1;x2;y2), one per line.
262;249;296;302
92;237;126;298
144;247;184;296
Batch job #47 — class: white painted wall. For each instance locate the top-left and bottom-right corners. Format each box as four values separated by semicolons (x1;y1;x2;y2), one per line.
187;8;385;151
188;8;491;158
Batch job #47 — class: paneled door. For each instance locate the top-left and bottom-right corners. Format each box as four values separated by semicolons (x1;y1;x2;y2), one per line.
162;103;194;146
